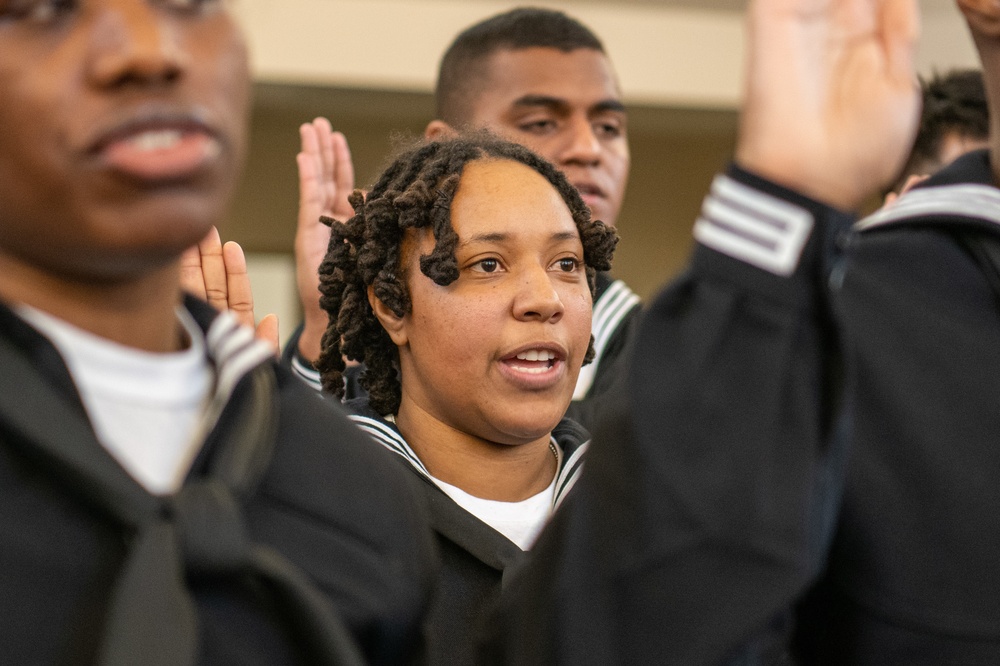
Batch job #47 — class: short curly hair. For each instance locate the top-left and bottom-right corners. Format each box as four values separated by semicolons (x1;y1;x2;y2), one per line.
316;133;619;415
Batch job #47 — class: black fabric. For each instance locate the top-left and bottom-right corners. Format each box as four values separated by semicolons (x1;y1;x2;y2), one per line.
345;399;589;666
913;147;993;188
793;151;1000;663
281;325;367;400
484;164;856;664
564;272;643;431
0;298;436;665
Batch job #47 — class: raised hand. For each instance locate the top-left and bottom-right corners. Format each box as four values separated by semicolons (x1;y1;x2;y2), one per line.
180;227;280;353
295;117;357;363
736;0;921;210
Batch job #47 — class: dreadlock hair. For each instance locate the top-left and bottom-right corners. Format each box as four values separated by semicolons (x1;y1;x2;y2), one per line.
435;7;606;125
316;133;618;416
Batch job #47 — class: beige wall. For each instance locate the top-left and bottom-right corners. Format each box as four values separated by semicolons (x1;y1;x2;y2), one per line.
225;86;737;307
227;1;980;329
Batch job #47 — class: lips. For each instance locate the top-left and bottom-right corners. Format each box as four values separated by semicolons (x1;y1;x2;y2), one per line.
499;344;568;389
572;180;606;209
573;182;604;198
88;112;223;183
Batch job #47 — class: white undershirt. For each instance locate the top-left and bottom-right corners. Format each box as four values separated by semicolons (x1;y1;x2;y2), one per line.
17;305;213;495
430;447;560;550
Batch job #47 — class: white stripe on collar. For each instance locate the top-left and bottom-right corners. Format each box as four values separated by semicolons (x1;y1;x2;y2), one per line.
574;281;640;400
192;310;275;443
553;439;588;509
290;355;323;392
693;174;814;276
857;183;1000;232
349;413;586;509
348;414;432;477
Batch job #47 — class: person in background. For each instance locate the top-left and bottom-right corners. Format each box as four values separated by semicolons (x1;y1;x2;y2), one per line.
287;8;641;424
884;68;989;204
315;133;616;665
0;1;436;663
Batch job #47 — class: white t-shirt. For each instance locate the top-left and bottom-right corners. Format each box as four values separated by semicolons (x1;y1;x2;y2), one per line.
17;305;213;495
431;447;560;550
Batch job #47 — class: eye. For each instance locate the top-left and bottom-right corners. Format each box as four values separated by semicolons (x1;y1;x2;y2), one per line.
156;0;222;12
0;0;75;23
553;257;581;273
593;119;624;140
472;258;503;273
517;118;558;135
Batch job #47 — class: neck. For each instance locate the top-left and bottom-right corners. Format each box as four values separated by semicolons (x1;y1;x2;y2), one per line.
0;256;187;353
395;398;558;502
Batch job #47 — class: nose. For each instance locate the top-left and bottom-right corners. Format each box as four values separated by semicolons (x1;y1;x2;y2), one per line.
557;117;601;167
513;265;565;323
85;0;187;88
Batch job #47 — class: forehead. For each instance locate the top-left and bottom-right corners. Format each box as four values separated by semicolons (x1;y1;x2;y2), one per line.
469;47;622;116
449;159;579;241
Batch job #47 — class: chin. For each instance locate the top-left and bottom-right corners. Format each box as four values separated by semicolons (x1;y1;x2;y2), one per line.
492;412;567;445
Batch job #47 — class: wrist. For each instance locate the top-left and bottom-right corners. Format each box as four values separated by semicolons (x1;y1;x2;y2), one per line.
297;317;326;365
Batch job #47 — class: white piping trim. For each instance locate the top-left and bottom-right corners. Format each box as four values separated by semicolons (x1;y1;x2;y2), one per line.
574;280;640;400
694;174;814;276
857;184;1000;232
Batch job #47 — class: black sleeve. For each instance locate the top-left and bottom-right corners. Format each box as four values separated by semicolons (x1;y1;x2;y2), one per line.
485;165;856;664
563;304;642;432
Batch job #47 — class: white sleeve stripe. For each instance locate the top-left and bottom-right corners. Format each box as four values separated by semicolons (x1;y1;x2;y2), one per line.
693;174;814;276
702;200;784;248
711;173;809;226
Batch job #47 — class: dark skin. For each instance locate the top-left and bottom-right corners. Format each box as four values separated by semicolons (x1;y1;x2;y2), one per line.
0;0;250;352
293;46;630;363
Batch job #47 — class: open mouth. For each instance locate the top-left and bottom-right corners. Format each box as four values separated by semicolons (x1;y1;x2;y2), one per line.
507;348;559;374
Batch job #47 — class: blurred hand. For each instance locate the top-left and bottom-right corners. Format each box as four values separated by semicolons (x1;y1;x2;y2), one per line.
736;0;921;210
295;117;357;363
180;226;280;353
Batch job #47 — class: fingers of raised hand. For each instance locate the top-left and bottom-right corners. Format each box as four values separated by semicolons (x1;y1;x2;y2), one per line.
255;313;281;356
179;242;207;301
221;241;255;330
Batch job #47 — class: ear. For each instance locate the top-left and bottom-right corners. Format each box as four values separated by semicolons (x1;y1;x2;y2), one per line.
368;285;409;347
425;120;458;141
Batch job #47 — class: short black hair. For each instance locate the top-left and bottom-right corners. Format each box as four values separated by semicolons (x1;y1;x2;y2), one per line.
435;7;606;125
316;132;618;415
893;69;989;190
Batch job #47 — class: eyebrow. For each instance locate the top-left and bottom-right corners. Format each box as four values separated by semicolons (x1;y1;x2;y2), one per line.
511;95;627;115
458;230;581;248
